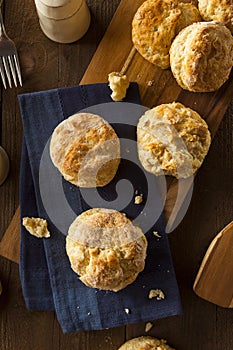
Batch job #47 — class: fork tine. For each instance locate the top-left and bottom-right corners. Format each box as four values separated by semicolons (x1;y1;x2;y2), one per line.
13;54;22;87
2;56;12;88
8;55;17;87
0;58;7;89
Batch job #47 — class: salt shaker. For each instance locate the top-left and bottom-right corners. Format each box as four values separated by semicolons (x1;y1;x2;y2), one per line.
0;146;9;186
34;0;91;43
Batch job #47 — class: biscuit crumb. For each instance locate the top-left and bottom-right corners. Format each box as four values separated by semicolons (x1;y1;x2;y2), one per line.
153;231;161;238
108;72;130;101
22;217;50;238
105;336;112;344
147;80;154;87
145;322;153;332
124;308;130;314
135;194;143;204
149;289;165;300
87;311;91;316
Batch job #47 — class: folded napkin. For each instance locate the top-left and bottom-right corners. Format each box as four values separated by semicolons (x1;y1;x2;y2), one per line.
19;83;181;333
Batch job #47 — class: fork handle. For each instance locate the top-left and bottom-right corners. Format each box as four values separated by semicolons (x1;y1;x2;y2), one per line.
0;7;7;38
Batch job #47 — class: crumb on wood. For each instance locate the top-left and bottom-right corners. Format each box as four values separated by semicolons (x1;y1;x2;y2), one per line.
149;289;165;300
147;79;154;87
108;72;130;101
145;322;153;332
105;336;112;344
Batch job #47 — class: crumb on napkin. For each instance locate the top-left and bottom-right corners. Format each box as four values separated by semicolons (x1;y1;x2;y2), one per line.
135;194;143;204
149;289;165;300
124;308;130;314
153;231;161;238
108;72;130;101
22;217;50;238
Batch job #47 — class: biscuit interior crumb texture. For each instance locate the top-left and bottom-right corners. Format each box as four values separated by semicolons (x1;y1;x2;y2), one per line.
149;289;165;300
137;102;211;178
170;21;233;92
22;217;50;238
132;0;201;69
108;72;130;101
118;336;175;350
66;208;148;292
198;0;233;33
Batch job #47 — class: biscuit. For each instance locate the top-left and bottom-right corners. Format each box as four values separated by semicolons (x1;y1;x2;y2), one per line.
66;208;147;292
137;102;211;179
132;0;201;69
198;0;233;33
118;336;175;350
50;113;120;187
170;21;233;92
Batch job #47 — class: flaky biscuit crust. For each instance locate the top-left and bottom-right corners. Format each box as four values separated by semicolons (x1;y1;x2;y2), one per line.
132;0;201;69
170;21;233;92
118;336;175;350
198;0;233;33
66;209;147;292
50;113;120;187
137;102;211;179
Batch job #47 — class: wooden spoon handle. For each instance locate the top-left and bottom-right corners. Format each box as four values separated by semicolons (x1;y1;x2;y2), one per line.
193;221;233;308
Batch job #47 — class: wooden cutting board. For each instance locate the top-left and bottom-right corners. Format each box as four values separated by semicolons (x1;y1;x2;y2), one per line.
1;0;233;263
193;221;233;308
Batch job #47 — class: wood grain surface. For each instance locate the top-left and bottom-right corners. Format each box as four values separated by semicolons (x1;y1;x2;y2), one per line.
193;221;233;308
0;0;233;349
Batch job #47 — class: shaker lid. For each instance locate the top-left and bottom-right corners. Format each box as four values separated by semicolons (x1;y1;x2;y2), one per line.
40;0;74;7
35;0;83;19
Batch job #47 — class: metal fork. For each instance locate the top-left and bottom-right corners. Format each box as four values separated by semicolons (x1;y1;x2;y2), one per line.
0;6;22;88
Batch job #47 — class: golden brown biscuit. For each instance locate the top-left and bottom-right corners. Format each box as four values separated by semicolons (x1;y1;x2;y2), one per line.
198;0;233;33
50;113;120;187
170;21;233;92
118;336;175;350
66;208;147;292
132;0;201;69
137;102;211;179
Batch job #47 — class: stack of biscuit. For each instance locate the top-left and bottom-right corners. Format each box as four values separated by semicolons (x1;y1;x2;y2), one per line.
132;0;233;92
132;0;201;69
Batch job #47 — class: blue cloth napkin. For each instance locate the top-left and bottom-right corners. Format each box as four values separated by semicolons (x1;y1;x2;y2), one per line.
19;83;181;333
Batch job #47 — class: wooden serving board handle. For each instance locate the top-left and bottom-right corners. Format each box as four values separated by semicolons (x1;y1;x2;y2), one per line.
193;221;233;308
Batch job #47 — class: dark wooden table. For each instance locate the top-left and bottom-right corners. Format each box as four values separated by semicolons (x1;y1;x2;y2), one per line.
0;1;233;349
